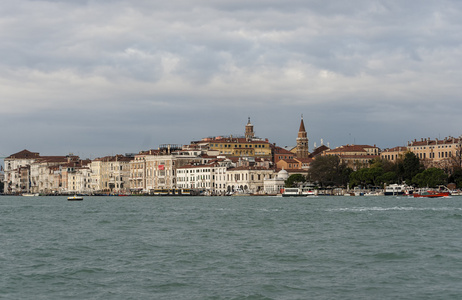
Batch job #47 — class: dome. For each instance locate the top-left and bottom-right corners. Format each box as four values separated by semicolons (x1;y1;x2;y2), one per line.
277;169;289;180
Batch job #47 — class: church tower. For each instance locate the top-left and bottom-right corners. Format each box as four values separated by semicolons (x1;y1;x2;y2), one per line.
296;115;309;158
245;117;255;141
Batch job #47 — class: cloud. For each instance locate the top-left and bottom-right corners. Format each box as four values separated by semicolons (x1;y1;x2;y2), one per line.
1;0;462;158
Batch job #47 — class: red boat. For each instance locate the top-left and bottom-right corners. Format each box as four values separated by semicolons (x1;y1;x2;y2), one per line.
413;190;450;198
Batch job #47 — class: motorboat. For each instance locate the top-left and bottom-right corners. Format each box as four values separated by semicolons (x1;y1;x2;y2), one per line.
384;184;413;196
413;190;450;198
68;195;83;201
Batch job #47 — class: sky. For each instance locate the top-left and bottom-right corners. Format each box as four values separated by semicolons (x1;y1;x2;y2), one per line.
1;0;462;161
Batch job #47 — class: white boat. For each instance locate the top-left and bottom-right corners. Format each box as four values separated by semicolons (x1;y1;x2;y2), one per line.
384;184;413;196
282;188;302;197
68;195;83;201
22;193;39;197
364;190;384;196
282;187;316;197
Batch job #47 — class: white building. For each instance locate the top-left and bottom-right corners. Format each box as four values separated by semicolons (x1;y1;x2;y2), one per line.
129;146;209;194
264;169;289;194
176;159;234;195
225;166;276;194
3;150;40;194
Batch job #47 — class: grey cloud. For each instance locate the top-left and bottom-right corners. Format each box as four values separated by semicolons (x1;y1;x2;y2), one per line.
1;0;462;158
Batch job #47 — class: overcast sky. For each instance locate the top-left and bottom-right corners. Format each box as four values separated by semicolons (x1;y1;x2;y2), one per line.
1;0;462;161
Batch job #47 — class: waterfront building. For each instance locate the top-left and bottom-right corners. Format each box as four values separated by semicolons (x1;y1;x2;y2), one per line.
66;165;92;194
225;166;275;194
263;169;289;194
176;159;234;195
3;150;40;194
129;145;207;193
3;150;85;195
60;159;90;194
91;155;132;194
29;155;72;194
323;144;380;170
406;136;462;169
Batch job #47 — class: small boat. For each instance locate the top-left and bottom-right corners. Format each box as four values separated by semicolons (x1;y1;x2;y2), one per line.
385;184;413;196
413;191;450;198
68;195;83;201
22;193;39;197
282;187;316;197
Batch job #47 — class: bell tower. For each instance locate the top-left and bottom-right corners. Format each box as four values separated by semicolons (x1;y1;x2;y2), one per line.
296;115;309;158
245;117;255;141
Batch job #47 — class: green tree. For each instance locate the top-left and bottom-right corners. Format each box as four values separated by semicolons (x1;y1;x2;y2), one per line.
379;171;398;185
284;174;306;188
397;152;424;183
349;168;368;187
309;155;351;187
412;168;448;188
350;166;384;188
449;168;462;188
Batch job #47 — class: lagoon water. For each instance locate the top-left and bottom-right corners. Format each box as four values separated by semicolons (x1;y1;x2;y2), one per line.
1;195;462;299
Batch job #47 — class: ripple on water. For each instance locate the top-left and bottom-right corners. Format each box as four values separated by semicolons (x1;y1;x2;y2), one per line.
2;195;462;299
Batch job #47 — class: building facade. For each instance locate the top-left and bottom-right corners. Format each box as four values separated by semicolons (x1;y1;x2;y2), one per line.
323;144;380;170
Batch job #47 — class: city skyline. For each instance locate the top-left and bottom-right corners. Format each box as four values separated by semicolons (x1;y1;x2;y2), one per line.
1;1;462;161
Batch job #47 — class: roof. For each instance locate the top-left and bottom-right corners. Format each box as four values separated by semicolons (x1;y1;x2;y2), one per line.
295;157;313;163
309;145;330;157
37;156;69;163
278;158;299;164
93;155;132;162
273;146;294;155
327;145;377;153
299;118;306;132
227;166;273;171
7;149;40;159
335;155;380;159
381;146;408;153
408;137;461;147
206;137;270;144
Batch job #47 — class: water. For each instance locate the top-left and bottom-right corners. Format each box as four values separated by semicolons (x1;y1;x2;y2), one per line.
1;195;462;299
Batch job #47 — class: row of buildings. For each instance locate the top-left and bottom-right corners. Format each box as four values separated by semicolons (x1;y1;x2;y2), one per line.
2;117;462;195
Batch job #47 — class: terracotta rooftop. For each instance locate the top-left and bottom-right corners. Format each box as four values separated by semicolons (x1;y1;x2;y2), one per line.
336;155;380;159
295;157;313;163
309;145;330;157
327;145;377;153
273;146;294;155
7;149;40;159
409;137;461;147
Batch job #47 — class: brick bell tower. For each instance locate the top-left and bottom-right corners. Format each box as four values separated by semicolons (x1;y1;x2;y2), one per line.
245;117;255;141
296;115;309;158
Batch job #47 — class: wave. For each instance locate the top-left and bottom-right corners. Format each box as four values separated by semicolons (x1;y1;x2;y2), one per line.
326;206;462;212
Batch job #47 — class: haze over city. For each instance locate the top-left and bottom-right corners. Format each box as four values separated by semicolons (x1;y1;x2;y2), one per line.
1;0;462;161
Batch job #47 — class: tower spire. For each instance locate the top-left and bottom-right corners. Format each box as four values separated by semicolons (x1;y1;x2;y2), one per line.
296;115;309;158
